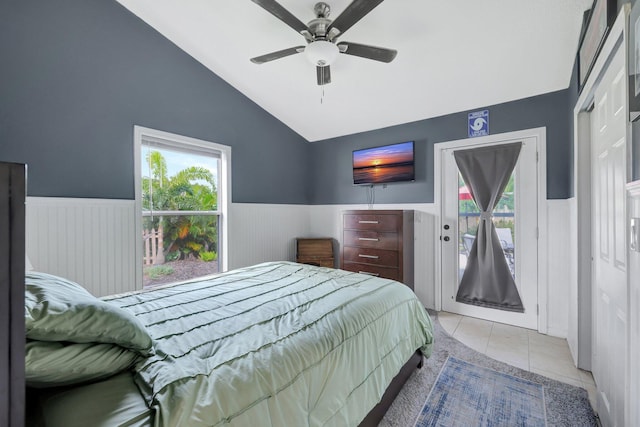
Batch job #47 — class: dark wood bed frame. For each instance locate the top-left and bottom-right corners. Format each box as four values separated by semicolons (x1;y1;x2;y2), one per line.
0;162;26;427
358;350;423;427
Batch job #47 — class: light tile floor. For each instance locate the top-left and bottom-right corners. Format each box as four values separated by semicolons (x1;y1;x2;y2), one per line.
438;311;598;411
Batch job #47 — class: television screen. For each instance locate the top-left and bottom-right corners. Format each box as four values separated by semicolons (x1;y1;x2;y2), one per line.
352;141;415;185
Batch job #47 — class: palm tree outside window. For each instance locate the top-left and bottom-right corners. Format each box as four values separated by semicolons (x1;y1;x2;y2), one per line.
140;141;221;287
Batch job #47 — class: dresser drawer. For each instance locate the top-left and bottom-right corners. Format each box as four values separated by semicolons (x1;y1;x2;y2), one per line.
342;262;400;281
343;230;398;250
344;213;400;231
342;246;398;267
341;210;414;289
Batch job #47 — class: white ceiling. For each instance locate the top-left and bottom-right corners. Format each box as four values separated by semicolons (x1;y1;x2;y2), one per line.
116;0;592;142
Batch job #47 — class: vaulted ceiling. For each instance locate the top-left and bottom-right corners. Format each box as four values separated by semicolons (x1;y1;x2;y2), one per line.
116;0;592;141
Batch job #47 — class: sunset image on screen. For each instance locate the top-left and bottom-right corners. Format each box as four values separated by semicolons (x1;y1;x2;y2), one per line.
353;141;414;184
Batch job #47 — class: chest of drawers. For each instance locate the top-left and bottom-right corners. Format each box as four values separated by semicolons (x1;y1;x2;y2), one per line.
341;210;414;289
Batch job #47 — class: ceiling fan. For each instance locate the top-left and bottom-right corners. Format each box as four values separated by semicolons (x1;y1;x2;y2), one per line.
249;0;397;86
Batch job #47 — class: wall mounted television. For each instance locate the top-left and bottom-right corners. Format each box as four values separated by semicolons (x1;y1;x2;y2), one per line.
352;141;415;185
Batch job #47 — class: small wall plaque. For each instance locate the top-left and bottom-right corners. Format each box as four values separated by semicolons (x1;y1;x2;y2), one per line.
468;110;489;138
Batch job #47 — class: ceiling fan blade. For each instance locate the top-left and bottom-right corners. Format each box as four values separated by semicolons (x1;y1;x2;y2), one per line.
316;65;331;85
326;0;385;39
250;0;310;36
250;46;305;64
337;42;397;63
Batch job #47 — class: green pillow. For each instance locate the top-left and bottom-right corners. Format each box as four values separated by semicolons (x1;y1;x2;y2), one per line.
25;340;139;388
25;272;153;355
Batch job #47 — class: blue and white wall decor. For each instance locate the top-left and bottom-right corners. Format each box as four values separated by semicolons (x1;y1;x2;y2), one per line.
468;110;489;138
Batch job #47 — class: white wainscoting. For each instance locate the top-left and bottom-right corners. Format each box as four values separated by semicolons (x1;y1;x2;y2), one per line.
25;200;312;297
227;203;312;270
545;199;571;338
24;197;572;339
227;202;439;307
309;200;571;335
25;197;137;297
308;204;439;310
627;181;640;427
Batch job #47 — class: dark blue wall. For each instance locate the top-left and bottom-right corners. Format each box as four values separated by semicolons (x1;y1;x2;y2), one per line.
2;0;612;205
0;0;310;203
309;90;572;204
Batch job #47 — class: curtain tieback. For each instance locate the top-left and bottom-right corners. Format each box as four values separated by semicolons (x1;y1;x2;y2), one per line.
480;211;493;221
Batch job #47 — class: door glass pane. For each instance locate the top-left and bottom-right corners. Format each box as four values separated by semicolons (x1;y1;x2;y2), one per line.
141;146;220;287
457;172;515;283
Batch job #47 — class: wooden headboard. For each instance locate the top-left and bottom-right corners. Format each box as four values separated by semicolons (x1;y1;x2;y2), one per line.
0;162;26;426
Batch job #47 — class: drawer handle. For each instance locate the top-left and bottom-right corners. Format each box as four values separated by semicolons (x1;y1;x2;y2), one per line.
359;271;380;277
358;237;379;242
358;220;379;224
358;254;379;259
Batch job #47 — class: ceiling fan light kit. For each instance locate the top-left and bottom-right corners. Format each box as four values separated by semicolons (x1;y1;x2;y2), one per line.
250;0;396;86
305;40;339;66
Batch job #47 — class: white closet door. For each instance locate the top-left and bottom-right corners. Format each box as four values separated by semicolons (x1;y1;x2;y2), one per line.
590;45;627;427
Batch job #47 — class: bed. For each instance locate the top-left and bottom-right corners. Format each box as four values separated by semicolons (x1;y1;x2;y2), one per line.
25;261;433;426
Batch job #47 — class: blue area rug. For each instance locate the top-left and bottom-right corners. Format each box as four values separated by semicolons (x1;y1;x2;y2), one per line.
414;356;546;427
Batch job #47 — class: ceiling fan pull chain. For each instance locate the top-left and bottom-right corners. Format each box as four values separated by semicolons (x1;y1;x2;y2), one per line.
320;67;325;104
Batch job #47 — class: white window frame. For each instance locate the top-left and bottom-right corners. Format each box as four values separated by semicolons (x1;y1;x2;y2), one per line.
133;126;231;288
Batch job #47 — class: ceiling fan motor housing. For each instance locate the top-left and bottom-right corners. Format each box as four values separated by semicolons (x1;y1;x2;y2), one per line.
308;17;332;39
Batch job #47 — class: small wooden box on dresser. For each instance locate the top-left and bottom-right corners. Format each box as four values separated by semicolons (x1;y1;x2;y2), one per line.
341;210;414;290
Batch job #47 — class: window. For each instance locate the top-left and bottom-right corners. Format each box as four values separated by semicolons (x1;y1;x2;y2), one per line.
134;126;230;288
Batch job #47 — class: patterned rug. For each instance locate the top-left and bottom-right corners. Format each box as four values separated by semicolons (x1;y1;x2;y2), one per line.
379;312;597;427
414;356;546;427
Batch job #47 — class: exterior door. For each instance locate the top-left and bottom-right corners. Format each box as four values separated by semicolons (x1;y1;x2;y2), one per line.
590;45;626;427
441;137;538;329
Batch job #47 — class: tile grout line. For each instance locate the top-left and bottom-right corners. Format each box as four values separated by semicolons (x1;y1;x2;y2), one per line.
484;321;494;354
450;316;461;336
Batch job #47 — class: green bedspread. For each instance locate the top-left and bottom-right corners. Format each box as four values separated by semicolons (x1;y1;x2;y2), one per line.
105;262;433;427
